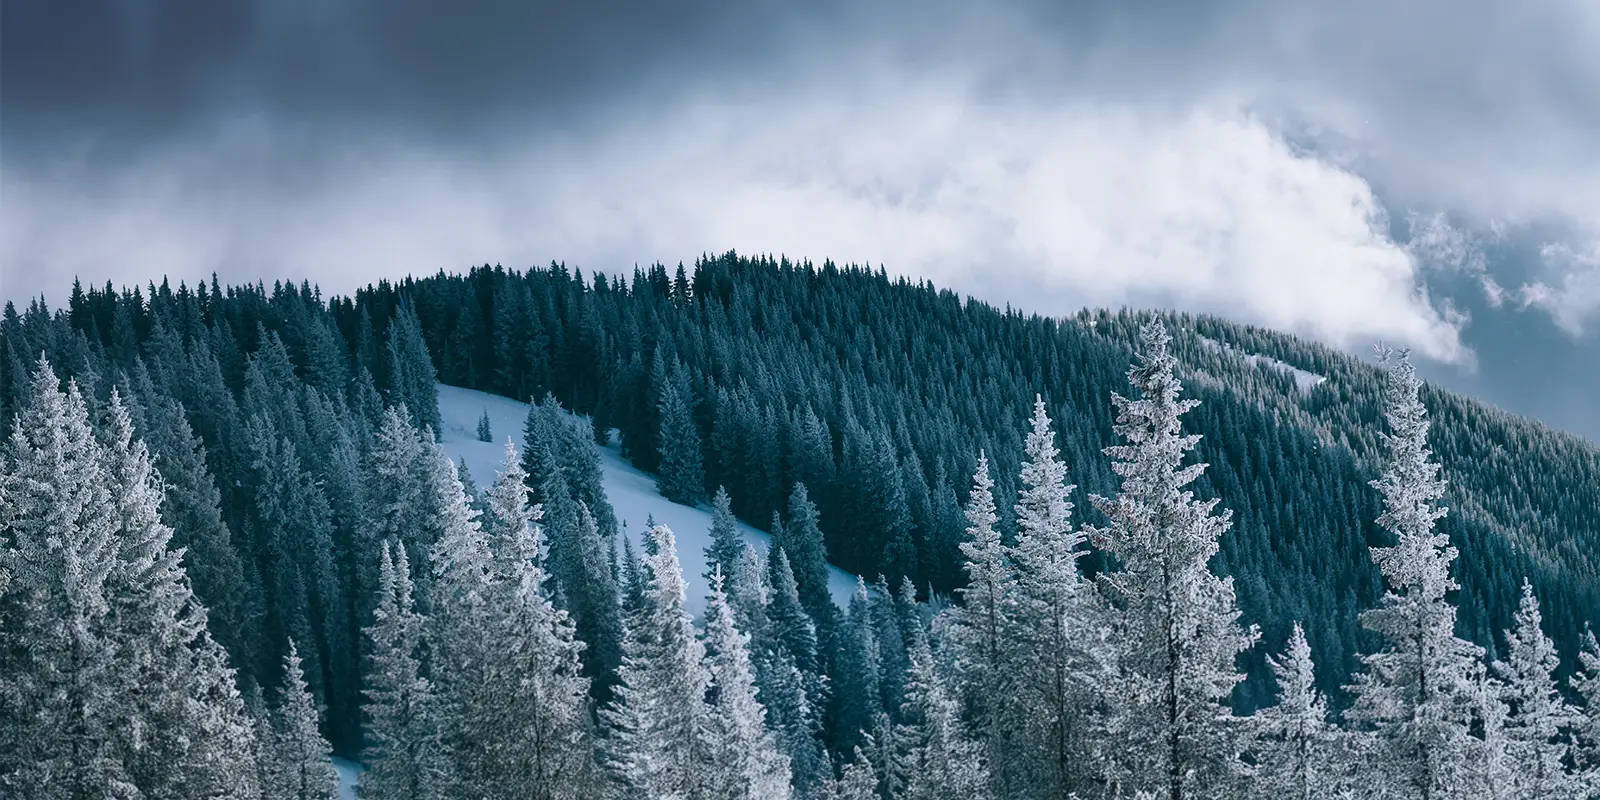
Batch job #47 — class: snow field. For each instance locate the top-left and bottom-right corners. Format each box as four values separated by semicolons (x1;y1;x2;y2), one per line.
435;383;858;617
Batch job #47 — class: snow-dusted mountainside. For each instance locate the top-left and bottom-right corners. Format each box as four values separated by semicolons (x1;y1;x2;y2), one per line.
436;383;858;616
1197;334;1327;393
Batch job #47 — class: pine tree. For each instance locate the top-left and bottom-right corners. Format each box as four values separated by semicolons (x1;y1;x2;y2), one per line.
781;483;837;634
1084;321;1259;799
1254;623;1339;800
655;364;705;504
385;304;441;437
705;486;744;587
603;524;716;799
945;452;1019;795
0;359;136;799
1006;396;1095;795
1570;628;1600;785
830;578;883;759
1343;347;1484;800
361;540;444;800
267;640;340;800
476;410;492;443
101;389;263;798
1490;580;1582;799
703;566;794;799
894;607;991;800
825;746;881;800
364;405;430;607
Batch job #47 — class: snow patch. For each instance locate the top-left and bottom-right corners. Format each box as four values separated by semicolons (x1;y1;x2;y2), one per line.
435;383;858;617
331;756;361;800
1196;336;1327;394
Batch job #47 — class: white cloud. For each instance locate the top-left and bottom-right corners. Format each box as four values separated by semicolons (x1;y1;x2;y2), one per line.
2;87;1470;363
1522;243;1600;335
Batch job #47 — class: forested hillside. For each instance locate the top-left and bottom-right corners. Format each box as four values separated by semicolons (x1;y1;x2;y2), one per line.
2;254;1598;799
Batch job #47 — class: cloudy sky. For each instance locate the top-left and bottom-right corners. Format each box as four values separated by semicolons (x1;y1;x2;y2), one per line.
3;0;1597;440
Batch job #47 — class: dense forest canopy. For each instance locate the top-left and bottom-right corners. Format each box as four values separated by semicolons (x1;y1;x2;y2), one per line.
2;253;1598;799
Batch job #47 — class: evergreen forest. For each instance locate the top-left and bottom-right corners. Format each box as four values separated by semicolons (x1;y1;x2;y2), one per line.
2;252;1599;799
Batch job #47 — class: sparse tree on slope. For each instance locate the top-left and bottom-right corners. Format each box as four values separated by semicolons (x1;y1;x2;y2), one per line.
361;540;444;800
1084;321;1259;800
1343;348;1483;800
1491;580;1583;799
706;486;744;587
267;640;340;800
703;565;794;799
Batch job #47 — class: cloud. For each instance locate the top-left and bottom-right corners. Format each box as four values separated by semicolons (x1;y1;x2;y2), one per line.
1522;243;1600;335
1;82;1469;363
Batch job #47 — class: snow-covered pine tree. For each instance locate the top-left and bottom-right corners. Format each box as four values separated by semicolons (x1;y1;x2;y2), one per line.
267;640;340;800
101;389;263;798
429;441;600;799
364;405;430;606
945;452;1019;796
361;540;444;800
1005;397;1098;795
0;359;137;798
1490;580;1583;799
1254;623;1339;800
780;483;836;632
1466;664;1514;800
1084;320;1259;800
825;746;881;800
1342;347;1484;800
702;566;794;799
477;410;492;442
705;486;744;586
893;598;991;800
602;524;715;799
1571;628;1600;787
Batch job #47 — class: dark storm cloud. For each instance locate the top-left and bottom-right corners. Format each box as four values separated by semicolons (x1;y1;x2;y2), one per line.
3;0;1598;438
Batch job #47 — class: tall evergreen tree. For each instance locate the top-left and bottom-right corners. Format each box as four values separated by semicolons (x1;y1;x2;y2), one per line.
0;360;135;799
1490;580;1582;800
603;524;716;799
1254;623;1340;800
1084;321;1259;800
361;540;444;800
655;361;705;504
1343;348;1484;800
101;390;263;798
705;486;744;586
703;566;794;799
266;640;340;800
385;304;441;437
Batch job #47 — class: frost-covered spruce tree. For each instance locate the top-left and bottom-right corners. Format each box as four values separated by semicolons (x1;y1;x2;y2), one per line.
703;566;794;799
603;524;716;799
362;540;444;800
1005;397;1100;795
826;746;881;800
430;441;599;799
100;389;263;798
476;410;492;442
1084;320;1259;800
655;368;705;505
894;607;991;800
1343;347;1483;800
267;640;340;800
945;453;1021;796
1466;664;1514;800
1571;628;1600;784
364;405;430;605
1254;623;1338;800
1491;580;1583;799
0;359;135;798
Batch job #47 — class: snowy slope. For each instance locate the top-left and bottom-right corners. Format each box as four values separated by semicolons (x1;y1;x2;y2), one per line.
1197;335;1327;394
436;383;858;616
332;756;360;799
